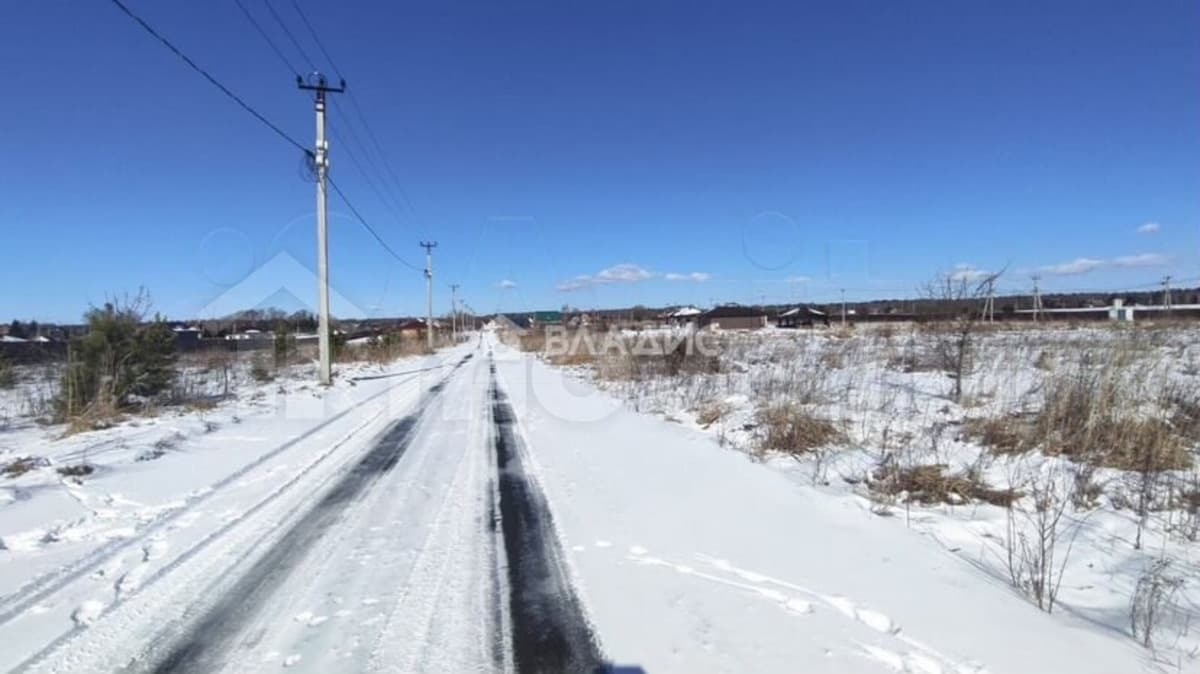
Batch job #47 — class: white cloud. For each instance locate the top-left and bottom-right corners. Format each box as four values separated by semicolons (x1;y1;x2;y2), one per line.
1032;252;1169;276
1112;252;1168;268
595;264;654;283
555;276;593;292
497;279;517;289
1137;222;1160;234
1041;257;1106;276
557;263;655;291
664;272;711;282
948;264;991;282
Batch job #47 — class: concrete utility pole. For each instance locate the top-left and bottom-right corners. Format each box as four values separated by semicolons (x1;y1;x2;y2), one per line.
982;277;996;323
420;241;437;350
1031;275;1044;322
298;72;345;386
449;283;460;342
1162;275;1174;315
840;288;847;327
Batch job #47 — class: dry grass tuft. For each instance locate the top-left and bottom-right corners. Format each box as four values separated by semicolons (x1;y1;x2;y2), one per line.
695;400;731;427
872;463;1020;507
338;333;442;365
969;365;1195;472
2;456;49;477
964;415;1031;454
549;351;597;367
517;329;546;353
1033;372;1191;471
61;392;123;437
755;403;841;455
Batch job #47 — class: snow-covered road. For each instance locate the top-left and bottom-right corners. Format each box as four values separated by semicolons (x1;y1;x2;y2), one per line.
0;333;1157;673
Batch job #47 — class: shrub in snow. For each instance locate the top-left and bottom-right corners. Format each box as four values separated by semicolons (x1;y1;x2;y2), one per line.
273;322;297;367
0;356;15;390
1131;559;1185;649
1003;467;1084;614
56;292;176;422
250;358;274;383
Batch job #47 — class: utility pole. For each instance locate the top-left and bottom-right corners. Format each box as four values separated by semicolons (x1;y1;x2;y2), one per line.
449;283;460;342
982;277;996;323
298;72;346;386
1162;275;1174;316
840;288;847;327
420;241;438;350
1031;275;1044;323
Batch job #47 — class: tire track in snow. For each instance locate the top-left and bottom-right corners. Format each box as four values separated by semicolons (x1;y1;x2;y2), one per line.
145;355;471;673
0;361;451;628
489;361;606;673
362;356;501;672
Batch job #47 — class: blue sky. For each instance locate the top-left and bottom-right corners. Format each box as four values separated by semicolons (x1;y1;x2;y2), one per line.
3;1;1198;323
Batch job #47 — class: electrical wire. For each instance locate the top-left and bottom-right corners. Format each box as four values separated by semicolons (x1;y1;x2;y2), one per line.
227;0;401;225
262;0;317;72
285;0;422;220
232;0;301;76
328;118;414;228
107;0;310;156
286;0;344;78
327;176;422;272
260;0;429;277
222;0;423;272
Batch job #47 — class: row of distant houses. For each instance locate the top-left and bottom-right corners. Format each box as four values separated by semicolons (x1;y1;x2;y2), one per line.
170;317;452;351
494;304;831;332
494;297;1200;333
678;304;829;330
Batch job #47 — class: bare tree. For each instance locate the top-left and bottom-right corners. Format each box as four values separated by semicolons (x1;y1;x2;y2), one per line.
923;269;1004;402
1003;465;1084;613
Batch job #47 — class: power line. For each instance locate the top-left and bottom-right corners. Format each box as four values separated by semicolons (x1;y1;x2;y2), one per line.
261;0;416;221
286;0;344;78
327;120;401;216
342;94;423;219
327;176;422;271
224;1;420;272
328;111;414;225
262;0;317;71
284;0;421;221
232;0;300;76
227;0;412;228
107;0;309;156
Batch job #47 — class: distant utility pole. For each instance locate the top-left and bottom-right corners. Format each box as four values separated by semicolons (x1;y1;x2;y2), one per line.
982;278;996;323
449;283;460;342
840;288;847;327
298;72;346;386
1031;275;1044;322
420;241;438;350
1162;275;1174;315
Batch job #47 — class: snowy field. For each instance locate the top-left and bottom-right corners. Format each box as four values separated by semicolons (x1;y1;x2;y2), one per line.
0;325;1195;673
0;348;466;671
518;322;1200;672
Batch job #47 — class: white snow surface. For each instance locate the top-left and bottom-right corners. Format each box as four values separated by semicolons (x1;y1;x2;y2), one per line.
492;339;1153;673
0;328;1187;673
